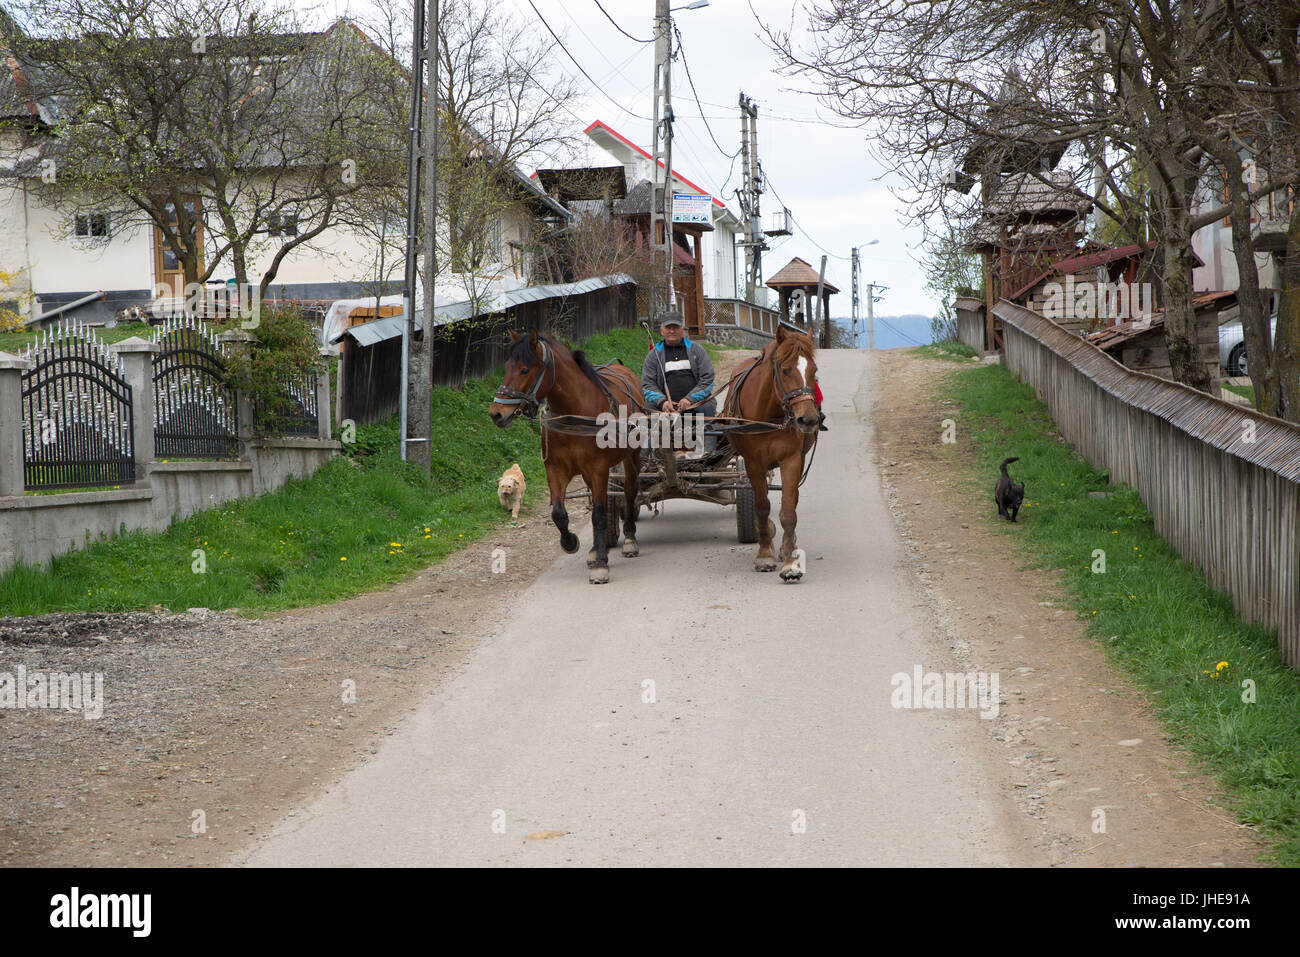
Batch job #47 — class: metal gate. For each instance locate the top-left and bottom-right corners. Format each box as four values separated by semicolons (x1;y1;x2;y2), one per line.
21;321;135;490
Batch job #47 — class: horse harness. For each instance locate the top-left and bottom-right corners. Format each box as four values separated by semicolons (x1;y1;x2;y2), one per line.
493;338;555;420
724;345;817;427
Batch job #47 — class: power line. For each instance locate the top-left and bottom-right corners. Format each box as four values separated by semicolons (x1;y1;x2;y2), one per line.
673;24;738;160
875;315;925;347
525;0;650;122
765;176;851;261
592;0;651;43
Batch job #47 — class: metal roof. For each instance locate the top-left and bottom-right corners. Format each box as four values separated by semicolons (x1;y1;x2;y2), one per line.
332;274;636;346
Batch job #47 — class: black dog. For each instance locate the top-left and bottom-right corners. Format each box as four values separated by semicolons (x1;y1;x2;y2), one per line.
994;457;1025;522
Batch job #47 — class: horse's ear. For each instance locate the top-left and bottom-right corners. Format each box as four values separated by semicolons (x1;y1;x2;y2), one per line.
776;324;788;344
527;327;539;348
508;330;521;343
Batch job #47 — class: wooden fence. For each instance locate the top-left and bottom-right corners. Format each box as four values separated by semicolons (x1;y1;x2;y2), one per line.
954;296;986;351
994;299;1300;667
338;280;637;424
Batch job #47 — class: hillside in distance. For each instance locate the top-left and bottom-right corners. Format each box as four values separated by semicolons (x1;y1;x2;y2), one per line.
829;314;939;349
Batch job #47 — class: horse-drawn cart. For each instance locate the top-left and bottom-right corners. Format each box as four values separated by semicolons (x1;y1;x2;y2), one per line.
597;432;770;547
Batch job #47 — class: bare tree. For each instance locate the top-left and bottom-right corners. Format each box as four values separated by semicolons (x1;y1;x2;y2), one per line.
353;0;580;303
1;0;406;301
759;0;1300;411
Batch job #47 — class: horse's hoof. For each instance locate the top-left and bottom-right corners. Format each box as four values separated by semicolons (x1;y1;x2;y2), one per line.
589;567;610;584
622;540;640;558
586;549;597;568
780;565;803;582
754;557;778;572
560;533;579;553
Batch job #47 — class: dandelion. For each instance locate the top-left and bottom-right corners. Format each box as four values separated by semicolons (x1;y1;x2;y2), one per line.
424;534;431;539
390;542;403;548
424;527;430;533
340;556;347;562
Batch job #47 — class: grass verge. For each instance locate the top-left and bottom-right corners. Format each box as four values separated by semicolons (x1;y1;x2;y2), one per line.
1223;382;1256;402
917;340;978;361
0;323;738;617
0;320;154;355
939;357;1300;865
0;359;549;617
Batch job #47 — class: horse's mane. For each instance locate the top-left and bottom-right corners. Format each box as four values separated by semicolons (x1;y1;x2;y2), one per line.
772;328;816;364
571;349;608;391
510;330;607;391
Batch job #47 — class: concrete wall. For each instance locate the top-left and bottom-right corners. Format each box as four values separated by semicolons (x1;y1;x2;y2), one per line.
705;323;773;349
0;438;336;574
0;333;339;575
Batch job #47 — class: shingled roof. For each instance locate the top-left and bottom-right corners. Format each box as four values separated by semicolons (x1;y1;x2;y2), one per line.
765;256;840;293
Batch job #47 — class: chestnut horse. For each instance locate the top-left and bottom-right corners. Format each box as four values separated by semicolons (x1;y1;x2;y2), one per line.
488;329;643;584
722;325;820;581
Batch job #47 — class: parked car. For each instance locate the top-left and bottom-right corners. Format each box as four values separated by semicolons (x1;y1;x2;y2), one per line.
1219;305;1279;377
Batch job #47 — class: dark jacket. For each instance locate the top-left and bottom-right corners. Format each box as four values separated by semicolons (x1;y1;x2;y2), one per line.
642;337;716;413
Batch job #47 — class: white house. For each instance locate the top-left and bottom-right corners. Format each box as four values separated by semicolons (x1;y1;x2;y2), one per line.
583;119;741;302
0;20;569;327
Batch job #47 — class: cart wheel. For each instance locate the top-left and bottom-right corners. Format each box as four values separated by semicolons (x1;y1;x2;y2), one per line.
735;485;758;544
605;494;623;548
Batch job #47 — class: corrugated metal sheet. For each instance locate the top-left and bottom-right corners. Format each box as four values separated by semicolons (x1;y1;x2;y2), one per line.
332;274;637;345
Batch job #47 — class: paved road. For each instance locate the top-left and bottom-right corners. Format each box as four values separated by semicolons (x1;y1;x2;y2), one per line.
236;350;1029;866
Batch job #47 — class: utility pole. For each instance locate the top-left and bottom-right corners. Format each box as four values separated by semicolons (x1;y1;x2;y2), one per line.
738;93;765;302
816;254;828;348
851;246;860;348
866;282;875;351
401;0;437;473
650;0;676;319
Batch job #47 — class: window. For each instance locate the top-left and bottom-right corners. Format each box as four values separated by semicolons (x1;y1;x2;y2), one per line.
268;213;298;238
74;213;110;238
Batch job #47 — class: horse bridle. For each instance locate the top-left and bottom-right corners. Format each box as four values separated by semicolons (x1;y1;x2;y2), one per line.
493;338;555;420
770;349;817;425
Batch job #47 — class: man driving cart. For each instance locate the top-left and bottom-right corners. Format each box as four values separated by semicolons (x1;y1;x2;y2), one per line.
642;314;719;451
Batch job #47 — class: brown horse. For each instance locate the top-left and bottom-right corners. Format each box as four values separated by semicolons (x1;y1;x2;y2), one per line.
488;329;643;584
723;325;820;581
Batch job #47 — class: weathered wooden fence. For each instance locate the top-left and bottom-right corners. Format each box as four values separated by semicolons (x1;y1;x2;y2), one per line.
337;279;637;424
955;296;987;352
994;299;1300;667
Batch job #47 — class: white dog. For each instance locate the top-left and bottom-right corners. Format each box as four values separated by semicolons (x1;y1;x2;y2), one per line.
497;463;526;523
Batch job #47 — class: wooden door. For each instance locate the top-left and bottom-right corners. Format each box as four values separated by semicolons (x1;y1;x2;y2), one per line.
154;196;204;298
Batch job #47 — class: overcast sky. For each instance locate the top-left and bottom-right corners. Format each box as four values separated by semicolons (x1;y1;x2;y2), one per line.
520;0;932;316
340;0;934;316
